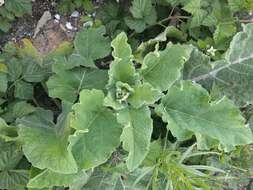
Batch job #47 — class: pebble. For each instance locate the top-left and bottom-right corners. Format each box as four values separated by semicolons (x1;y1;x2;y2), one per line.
71;11;80;18
54;14;61;20
83;21;93;28
66;22;74;30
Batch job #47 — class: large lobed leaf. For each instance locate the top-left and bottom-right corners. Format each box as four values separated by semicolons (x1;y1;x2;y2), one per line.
141;43;192;91
73;26;111;68
156;81;253;151
47;58;108;103
193;23;253;106
17;107;78;174
125;0;157;33
0;142;29;189
70;89;122;169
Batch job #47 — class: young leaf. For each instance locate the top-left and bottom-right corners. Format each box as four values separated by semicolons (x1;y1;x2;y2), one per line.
17;107;78;174
70;89;122;169
128;83;163;108
105;32;139;109
73;26;111;68
118;106;153;171
141;43;192;91
156;81;253;151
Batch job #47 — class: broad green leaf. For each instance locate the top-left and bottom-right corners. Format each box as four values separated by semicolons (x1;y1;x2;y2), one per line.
130;0;153;19
0;72;7;93
83;165;152;190
125;0;157;33
17;107;78;174
12;101;35;119
228;0;253;12
70;89;122;169
0;118;18;141
5;0;32;17
183;0;208;28
1;101;35;123
141;43;192;91
6;58;23;82
0;142;29;189
128;83;163;108
74;26;111;68
194;24;253;106
155;81;253;151
212;0;236;50
0;19;12;32
21;58;49;82
0;142;22;170
0;170;29;189
183;47;211;80
124;17;147;33
7;56;49;83
27;169;87;189
47;62;108;102
118;106;153;171
71;89;104;131
183;47;213;90
14;81;33;100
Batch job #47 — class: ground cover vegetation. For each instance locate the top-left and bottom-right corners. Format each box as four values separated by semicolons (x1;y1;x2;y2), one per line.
0;0;253;189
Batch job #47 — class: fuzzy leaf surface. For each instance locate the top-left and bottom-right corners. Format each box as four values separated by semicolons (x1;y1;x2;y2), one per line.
17;108;78;174
28;169;87;189
156;81;253;151
118;106;153;171
74;26;111;68
47;61;108;102
70;89;122;169
141;43;192;91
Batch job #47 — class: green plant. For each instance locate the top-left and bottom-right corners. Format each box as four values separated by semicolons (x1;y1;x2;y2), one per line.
0;0;253;189
0;0;32;33
57;0;93;14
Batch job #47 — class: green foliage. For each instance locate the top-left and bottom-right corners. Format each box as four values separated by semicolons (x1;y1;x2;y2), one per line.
0;0;32;33
57;0;93;13
0;0;253;189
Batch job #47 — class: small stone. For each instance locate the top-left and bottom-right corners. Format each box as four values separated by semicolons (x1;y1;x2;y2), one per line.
71;11;80;18
54;19;60;24
66;22;74;30
0;0;4;7
83;21;93;28
54;14;61;20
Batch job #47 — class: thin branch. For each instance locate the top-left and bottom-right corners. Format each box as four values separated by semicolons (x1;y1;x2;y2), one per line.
240;19;253;23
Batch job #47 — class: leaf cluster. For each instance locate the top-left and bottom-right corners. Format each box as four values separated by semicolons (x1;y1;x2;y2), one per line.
0;0;253;190
0;0;32;33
